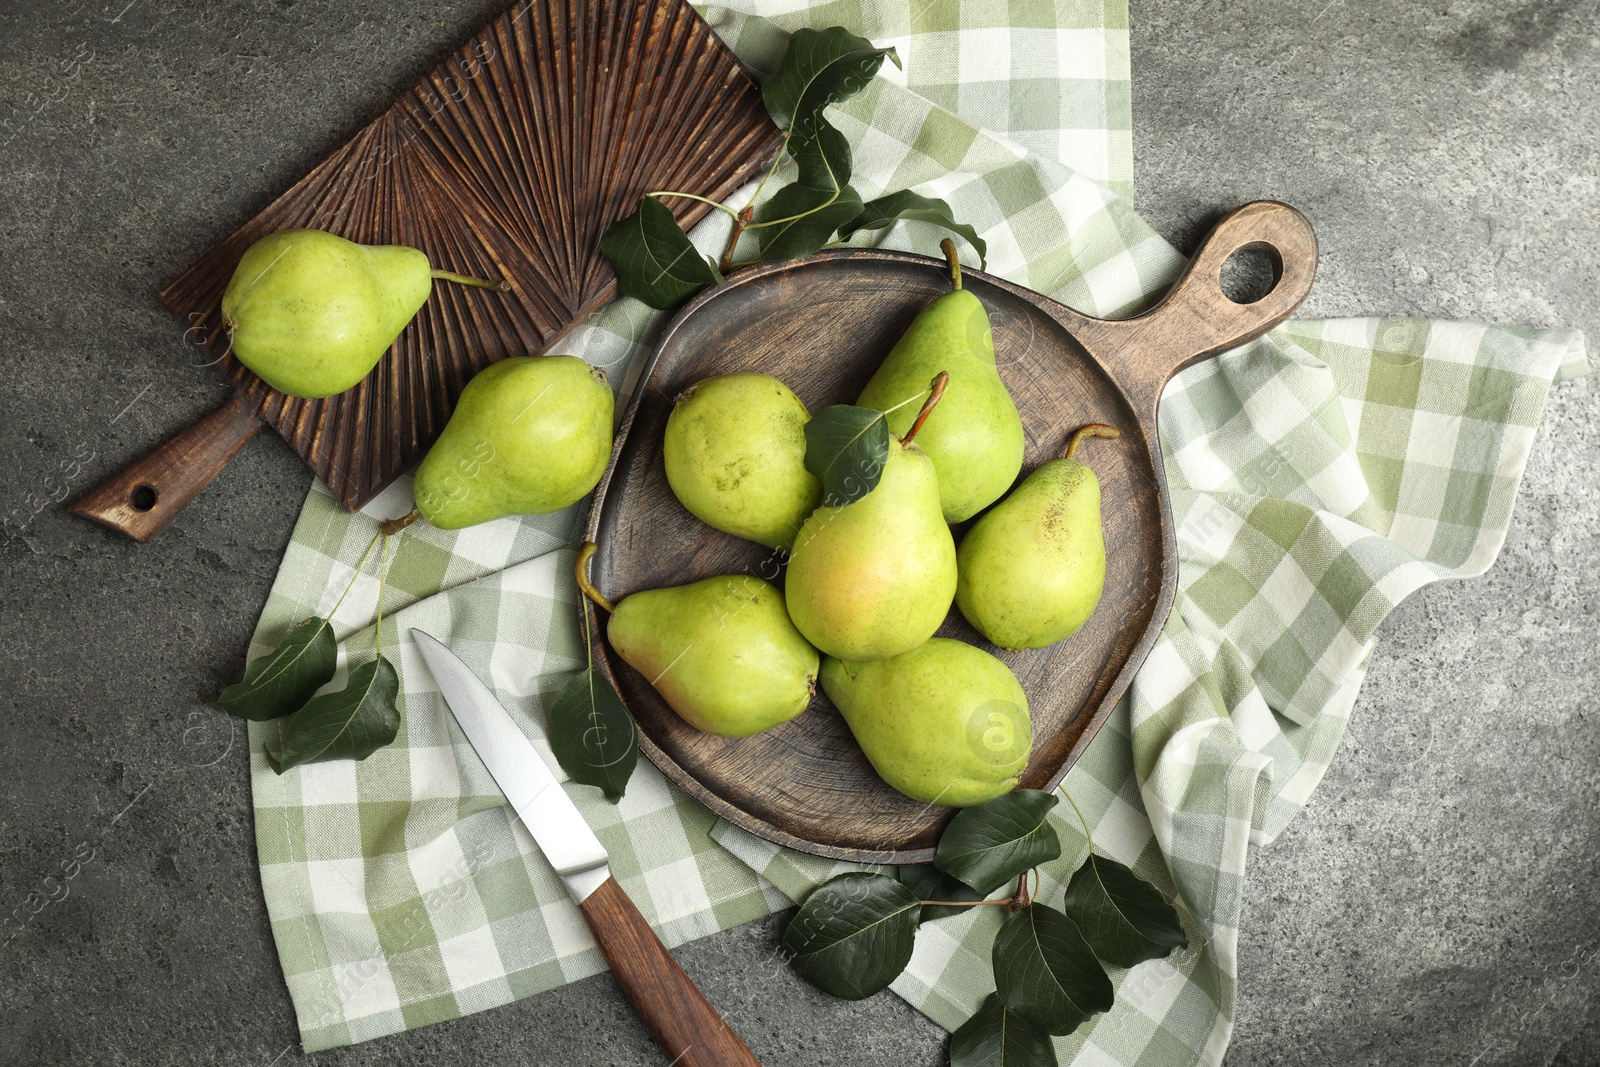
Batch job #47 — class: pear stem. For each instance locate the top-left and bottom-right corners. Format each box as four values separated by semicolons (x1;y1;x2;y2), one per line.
901;371;949;449
575;541;616;613
1064;423;1121;462
380;508;422;537
941;237;962;291
430;268;512;293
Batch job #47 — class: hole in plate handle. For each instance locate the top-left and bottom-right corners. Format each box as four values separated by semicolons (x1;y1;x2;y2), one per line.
129;483;158;512
1220;243;1282;305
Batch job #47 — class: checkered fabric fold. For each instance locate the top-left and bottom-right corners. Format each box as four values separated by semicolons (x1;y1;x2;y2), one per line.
242;0;1586;1058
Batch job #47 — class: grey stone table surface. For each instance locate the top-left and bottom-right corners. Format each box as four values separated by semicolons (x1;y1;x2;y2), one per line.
1;1;1595;1064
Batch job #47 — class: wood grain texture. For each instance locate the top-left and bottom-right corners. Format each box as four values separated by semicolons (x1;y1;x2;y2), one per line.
67;392;263;542
80;0;782;539
585;201;1318;864
579;876;762;1067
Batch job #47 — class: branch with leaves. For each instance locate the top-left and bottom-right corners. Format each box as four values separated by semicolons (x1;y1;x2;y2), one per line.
600;27;986;311
214;531;403;774
781;789;1190;1066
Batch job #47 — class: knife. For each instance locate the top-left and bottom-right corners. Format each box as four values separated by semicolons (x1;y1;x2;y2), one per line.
411;629;761;1067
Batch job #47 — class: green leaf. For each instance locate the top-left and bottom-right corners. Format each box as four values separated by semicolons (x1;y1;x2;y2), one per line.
270;656;402;773
548;668;638;801
802;404;890;506
782;872;920;1000
949;993;1060;1067
839;190;989;269
935;790;1063;896
790;114;852;193
749;114;859;263
754;180;864;262
1062;853;1188;968
762;27;899;139
897;864;985;924
216;617;337;721
599;196;719;310
993;904;1114;1035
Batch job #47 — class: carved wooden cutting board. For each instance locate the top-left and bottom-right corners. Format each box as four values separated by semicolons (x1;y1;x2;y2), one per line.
72;0;782;541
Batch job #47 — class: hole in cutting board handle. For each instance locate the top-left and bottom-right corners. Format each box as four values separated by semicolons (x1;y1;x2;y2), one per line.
1220;243;1282;305
129;483;159;512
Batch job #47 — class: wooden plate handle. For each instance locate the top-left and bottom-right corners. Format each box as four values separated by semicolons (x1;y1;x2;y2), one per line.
579;876;761;1066
1054;200;1318;418
68;392;263;542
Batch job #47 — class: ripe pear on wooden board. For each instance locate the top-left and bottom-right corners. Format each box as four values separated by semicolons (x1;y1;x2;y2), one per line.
411;356;614;530
221;228;509;399
663;373;822;549
855;239;1025;522
598;572;819;738
784;384;958;662
956;424;1119;651
821;638;1032;807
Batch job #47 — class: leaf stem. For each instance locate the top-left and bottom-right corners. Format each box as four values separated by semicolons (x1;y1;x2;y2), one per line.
881;386;934;418
1060;788;1095;855
329;532;383;621
648;191;742;220
742;183;844;231
373;534;391;657
718;132;793;270
430;268;511;292
1065;424;1121;463
580;587;594;674
574;541;616;613
747;130;792;215
919;898;1014;908
901;371;949;449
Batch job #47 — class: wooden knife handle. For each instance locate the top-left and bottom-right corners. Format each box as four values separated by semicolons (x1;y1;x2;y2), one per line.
578;876;761;1066
69;391;263;542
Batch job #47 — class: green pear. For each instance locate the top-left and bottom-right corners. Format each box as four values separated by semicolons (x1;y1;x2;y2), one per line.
956;424;1119;650
663;373;822;549
221;229;508;398
608;575;819;738
413;356;614;529
822;638;1031;806
856;240;1024;522
784;396;957;661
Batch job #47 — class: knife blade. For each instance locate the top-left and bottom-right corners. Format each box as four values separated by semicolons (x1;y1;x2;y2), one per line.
411;628;611;901
409;628;761;1067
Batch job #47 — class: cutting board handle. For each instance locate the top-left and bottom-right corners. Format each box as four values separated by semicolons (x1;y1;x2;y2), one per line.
1055;200;1318;420
579;875;761;1066
69;392;263;542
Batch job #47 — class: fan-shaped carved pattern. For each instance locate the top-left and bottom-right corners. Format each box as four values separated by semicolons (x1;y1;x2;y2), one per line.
161;0;782;509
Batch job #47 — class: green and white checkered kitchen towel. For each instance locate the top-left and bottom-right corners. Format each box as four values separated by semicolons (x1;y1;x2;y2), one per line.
242;0;1588;1059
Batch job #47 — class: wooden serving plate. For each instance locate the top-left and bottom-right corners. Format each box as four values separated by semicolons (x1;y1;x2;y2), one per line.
585;202;1317;864
70;0;781;541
